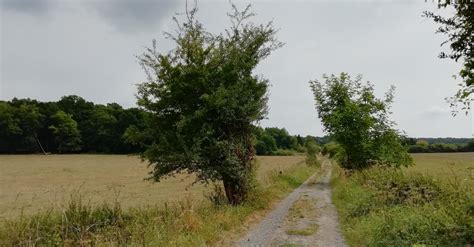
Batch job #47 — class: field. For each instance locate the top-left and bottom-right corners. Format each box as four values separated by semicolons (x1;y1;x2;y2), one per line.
407;152;474;184
0;155;304;219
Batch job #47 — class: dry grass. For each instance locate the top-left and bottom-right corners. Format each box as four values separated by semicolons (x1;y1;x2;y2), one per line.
407;153;474;185
0;155;303;219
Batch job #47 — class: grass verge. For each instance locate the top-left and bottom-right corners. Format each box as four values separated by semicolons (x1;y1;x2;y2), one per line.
331;165;474;246
286;224;318;236
0;162;317;246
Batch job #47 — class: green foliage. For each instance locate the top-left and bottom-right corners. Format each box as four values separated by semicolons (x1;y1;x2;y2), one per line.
408;139;474;153
424;1;473;112
135;5;281;204
254;127;278;155
309;73;413;170
416;139;429;147
264;127;298;150
305;140;320;167
49;111;82;153
467;139;474;150
332;166;474;246
0;101;44;152
254;127;300;155
0;96;148;154
0;102;22;152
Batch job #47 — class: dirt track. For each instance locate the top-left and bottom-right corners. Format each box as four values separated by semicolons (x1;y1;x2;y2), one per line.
237;159;347;247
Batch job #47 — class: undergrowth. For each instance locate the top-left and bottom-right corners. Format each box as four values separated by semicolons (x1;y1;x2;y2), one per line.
0;163;317;246
331;165;474;246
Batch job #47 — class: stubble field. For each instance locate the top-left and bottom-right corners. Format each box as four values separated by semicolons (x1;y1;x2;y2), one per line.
0;155;304;219
1;153;472;220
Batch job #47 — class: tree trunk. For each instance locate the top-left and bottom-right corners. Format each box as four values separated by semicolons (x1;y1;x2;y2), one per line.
222;130;256;205
34;132;47;155
222;176;247;205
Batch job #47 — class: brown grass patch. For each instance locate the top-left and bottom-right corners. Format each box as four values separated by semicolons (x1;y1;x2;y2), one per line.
0;155;304;219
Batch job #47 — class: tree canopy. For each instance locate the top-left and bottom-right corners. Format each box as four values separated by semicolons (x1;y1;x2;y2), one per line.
0;96;147;154
135;5;282;204
48;111;82;153
309;73;413;170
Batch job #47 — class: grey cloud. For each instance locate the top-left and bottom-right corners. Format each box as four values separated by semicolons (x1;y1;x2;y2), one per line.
1;0;53;15
1;0;472;137
88;0;180;33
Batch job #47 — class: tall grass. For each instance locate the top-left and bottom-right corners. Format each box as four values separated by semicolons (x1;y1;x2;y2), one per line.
0;163;317;246
331;165;474;246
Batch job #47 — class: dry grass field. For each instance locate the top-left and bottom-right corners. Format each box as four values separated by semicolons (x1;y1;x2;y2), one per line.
0;155;304;219
408;152;474;184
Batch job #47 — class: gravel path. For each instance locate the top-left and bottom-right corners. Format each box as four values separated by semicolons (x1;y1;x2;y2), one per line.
237;159;347;247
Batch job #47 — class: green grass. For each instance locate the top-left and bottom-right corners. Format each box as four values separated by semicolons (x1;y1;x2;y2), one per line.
0;160;318;246
331;162;474;246
280;243;304;247
286;224;318;236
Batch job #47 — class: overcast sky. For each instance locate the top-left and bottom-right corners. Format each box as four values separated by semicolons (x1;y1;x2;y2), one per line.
1;0;473;138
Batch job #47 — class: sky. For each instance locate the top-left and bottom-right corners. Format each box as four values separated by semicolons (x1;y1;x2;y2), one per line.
1;0;473;138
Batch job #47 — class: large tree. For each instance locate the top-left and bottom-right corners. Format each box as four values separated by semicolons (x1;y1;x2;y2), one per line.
309;73;413;170
424;1;473;113
136;5;282;204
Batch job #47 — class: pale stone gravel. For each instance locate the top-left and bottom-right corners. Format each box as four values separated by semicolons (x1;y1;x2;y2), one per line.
237;159;347;247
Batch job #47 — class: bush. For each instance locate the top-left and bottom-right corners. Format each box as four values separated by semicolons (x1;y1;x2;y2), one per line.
305;141;320;167
322;142;344;159
332;166;474;246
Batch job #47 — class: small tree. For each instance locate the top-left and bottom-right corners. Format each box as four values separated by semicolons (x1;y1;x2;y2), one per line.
309;73;412;170
49;111;81;153
136;5;282;204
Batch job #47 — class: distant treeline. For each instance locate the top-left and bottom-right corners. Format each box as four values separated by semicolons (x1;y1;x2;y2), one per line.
404;138;474;153
0;96;147;154
0;96;472;154
254;127;330;155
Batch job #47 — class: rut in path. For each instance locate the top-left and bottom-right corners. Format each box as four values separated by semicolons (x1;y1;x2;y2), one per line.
237;159;347;247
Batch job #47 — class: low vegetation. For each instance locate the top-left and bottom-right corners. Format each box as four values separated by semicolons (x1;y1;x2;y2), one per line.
331;156;474;246
0;159;318;246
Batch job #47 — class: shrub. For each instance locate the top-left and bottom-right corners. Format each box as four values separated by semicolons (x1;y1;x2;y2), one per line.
305;141;320;167
332;166;474;246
